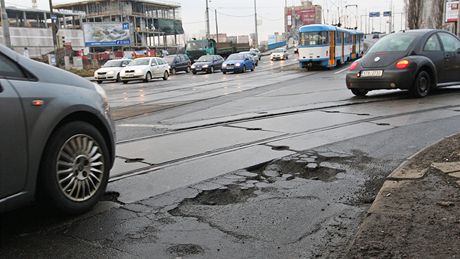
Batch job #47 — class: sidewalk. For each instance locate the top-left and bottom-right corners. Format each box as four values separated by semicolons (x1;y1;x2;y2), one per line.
347;133;460;258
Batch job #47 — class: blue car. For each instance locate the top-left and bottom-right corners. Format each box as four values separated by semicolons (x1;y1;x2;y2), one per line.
222;53;255;74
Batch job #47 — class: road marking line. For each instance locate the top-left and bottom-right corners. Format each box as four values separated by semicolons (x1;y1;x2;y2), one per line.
118;124;168;128
335;66;350;74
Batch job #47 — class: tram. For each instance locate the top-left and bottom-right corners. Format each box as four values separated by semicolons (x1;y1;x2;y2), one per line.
297;24;364;69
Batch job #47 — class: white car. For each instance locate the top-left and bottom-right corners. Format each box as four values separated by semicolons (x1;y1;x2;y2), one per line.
94;59;131;83
270;48;289;61
120;57;170;84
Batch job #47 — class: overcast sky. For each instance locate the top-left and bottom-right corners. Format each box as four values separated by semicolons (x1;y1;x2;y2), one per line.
13;0;406;41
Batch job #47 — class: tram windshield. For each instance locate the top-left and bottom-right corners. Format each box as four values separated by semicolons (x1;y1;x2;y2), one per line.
300;31;329;46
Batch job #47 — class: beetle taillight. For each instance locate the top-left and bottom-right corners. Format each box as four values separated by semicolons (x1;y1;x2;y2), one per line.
349;61;359;71
396;59;410;69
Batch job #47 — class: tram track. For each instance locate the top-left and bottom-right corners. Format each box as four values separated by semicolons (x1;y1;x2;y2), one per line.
109;96;460;183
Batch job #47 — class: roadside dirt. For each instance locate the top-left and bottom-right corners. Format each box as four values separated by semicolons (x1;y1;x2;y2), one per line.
347;134;460;258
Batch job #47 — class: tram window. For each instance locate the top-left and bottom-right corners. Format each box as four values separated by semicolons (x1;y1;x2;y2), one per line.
300;32;329;46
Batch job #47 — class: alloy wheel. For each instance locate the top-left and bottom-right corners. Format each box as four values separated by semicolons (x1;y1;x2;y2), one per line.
56;134;105;202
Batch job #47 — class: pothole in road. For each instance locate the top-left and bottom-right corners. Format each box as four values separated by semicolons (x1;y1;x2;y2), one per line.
172;185;257;207
357;113;371;116
271;145;291;151
323;110;340;114
259;160;344;182
166;244;204;257
376;122;391;126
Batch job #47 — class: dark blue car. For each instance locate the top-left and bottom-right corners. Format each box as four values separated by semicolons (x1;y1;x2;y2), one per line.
222;53;255;74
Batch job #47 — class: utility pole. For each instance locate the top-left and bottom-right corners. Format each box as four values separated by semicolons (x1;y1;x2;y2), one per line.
253;0;258;48
457;0;460;37
0;0;11;48
205;0;210;39
49;0;58;63
215;9;219;44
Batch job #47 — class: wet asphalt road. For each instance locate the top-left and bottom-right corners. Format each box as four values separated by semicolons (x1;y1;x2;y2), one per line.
1;54;460;258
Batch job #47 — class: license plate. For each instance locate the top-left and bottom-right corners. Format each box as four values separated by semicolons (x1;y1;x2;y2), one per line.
195;68;202;71
126;74;134;77
361;70;383;77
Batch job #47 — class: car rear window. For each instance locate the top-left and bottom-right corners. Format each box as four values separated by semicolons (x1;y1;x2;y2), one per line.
368;33;418;53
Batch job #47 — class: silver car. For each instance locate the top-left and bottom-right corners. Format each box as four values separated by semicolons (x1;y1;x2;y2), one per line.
0;45;115;214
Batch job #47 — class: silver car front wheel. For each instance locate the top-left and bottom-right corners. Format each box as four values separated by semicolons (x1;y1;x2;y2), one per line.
56;134;105;202
40;121;110;214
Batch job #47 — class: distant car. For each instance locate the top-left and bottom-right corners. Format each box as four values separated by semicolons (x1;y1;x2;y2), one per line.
372;34;380;39
165;54;191;75
240;51;259;66
249;49;262;61
120;57;170;83
222;53;255;74
346;29;460;98
0;45;115;214
191;55;224;74
94;59;131;83
270;48;289;61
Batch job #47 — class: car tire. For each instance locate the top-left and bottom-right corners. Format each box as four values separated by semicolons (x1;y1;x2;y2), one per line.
251;66;255;72
192;71;197;75
38;121;110;215
116;73;121;82
223;71;227;74
97;81;102;84
163;71;169;80
409;70;431;98
144;72;152;82
242;66;246;73
171;68;176;75
122;81;128;84
209;66;214;74
351;88;369;97
186;67;191;73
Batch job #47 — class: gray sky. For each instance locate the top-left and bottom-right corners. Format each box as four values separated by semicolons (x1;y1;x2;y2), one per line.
14;0;406;41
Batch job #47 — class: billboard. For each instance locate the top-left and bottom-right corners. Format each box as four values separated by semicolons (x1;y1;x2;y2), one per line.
83;23;131;47
445;0;459;23
286;7;319;32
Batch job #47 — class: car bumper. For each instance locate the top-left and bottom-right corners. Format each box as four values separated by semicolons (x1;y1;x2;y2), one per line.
191;67;209;73
95;75;117;81
346;69;415;90
120;75;144;81
271;56;285;60
222;67;244;73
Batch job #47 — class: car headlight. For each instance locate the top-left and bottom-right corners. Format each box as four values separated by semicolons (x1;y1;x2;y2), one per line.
135;69;143;75
235;63;241;67
203;65;209;68
107;71;115;76
191;65;196;68
94;71;98;77
222;64;227;68
93;83;110;113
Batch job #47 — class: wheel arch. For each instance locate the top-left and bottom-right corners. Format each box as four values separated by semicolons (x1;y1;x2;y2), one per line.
35;111;115;195
409;56;438;86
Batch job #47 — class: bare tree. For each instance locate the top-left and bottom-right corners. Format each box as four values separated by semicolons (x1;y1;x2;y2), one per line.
406;0;444;29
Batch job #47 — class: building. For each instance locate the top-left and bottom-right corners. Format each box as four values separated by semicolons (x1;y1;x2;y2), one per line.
54;0;184;49
285;0;322;33
0;6;84;58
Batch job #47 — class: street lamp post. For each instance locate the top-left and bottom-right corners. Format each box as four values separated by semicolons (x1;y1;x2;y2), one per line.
253;0;258;48
205;0;210;39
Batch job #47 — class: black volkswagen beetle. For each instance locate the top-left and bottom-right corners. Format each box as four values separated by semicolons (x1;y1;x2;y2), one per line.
346;29;460;98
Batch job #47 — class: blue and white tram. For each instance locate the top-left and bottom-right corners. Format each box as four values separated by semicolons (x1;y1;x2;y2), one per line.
298;24;363;69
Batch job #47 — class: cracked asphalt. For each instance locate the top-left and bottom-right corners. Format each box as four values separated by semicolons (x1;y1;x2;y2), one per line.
2;114;460;258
